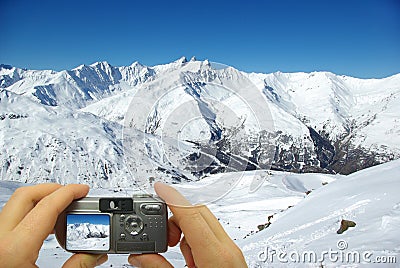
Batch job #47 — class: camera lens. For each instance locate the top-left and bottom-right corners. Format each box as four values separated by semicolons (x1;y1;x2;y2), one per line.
124;215;144;236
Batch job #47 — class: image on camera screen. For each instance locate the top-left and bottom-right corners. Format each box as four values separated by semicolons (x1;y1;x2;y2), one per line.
66;214;110;251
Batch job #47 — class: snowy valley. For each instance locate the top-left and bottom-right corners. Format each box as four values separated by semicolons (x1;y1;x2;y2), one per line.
0;158;399;267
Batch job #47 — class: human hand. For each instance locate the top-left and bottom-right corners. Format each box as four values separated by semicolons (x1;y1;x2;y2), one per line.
128;182;247;268
0;183;108;268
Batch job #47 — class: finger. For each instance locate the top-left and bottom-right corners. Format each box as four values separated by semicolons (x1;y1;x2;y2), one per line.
154;182;191;207
62;253;108;268
0;184;62;233
167;215;181;247
168;208;220;255
128;254;173;268
13;184;89;253
197;206;236;245
155;182;221;262
156;182;234;245
180;236;195;268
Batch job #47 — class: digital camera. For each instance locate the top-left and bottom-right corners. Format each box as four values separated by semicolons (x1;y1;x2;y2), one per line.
55;195;168;254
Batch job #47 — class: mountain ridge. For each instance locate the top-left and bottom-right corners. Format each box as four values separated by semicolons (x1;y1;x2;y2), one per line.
0;58;399;186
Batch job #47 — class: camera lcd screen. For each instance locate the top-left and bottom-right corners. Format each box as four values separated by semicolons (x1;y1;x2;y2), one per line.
66;214;110;251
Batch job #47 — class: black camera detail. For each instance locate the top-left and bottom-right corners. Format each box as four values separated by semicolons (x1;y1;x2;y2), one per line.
99;198;134;212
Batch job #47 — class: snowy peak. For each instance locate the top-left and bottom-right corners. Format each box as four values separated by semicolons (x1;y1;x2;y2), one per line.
175;56;188;64
249;71;400;136
90;60;113;69
0;66;21;88
119;62;155;87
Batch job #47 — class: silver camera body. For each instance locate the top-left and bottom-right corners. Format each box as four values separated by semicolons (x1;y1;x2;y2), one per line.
55;195;168;254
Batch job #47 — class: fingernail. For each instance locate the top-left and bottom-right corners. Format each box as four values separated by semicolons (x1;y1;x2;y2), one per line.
128;256;141;267
96;254;108;266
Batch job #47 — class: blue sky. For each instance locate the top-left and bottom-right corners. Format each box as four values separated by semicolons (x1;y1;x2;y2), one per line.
0;0;399;78
67;214;110;225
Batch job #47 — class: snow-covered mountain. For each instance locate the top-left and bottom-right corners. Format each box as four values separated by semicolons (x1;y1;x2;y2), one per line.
0;58;399;187
0;89;132;187
0;62;153;109
248;71;400;173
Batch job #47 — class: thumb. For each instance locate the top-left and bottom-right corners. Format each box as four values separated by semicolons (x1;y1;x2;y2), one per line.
62;253;108;268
